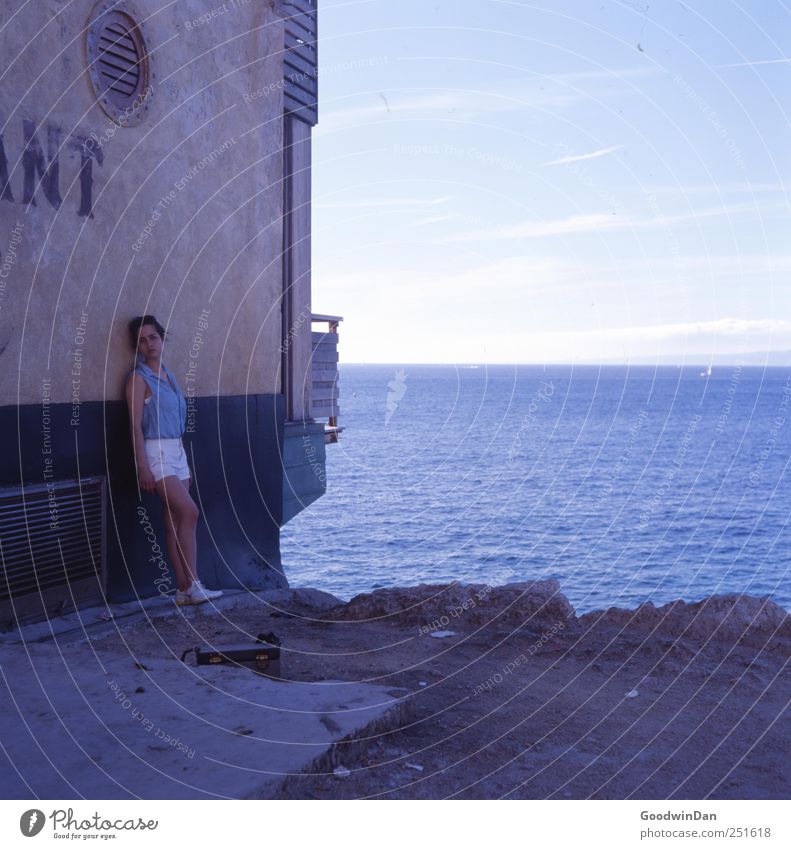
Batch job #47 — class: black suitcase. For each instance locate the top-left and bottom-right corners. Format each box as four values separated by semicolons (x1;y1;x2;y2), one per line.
191;633;282;678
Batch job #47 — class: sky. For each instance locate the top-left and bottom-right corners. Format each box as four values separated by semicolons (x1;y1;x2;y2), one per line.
310;0;790;364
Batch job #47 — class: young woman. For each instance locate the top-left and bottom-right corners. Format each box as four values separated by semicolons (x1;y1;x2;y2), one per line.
125;315;222;607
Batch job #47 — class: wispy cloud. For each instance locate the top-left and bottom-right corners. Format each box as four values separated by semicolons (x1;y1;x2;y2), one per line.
436;212;626;242
317;89;565;132
318;250;791;363
591;254;791;276
648;201;788;226
584;317;791;342
493;213;624;239
319;253;791;309
436;201;786;243
466;318;791;364
533;66;662;84
643;182;788;196
715;58;791;68
411;213;460;226
317;68;661;132
545;145;622;166
316;196;450;210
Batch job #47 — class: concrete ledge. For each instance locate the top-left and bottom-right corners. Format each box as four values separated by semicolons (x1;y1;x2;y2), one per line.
0;591;412;799
267;692;415;799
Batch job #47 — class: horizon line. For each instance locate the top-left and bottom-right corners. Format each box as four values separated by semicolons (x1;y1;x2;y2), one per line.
337;360;789;367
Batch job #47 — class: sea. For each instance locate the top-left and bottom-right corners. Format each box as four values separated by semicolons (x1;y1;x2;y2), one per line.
280;364;791;615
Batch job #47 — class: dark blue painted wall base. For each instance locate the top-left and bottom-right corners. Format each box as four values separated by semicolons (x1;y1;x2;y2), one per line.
0;393;288;607
282;420;327;524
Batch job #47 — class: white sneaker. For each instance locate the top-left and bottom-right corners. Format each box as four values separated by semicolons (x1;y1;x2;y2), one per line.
176;580;223;606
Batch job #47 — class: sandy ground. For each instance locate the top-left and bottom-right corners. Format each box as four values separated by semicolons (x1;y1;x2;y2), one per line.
274;586;791;800
2;582;789;800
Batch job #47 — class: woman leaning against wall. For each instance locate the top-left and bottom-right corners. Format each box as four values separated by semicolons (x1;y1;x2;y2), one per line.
125;315;223;607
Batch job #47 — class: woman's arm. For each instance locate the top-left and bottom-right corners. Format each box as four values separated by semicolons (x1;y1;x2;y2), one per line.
125;373;156;493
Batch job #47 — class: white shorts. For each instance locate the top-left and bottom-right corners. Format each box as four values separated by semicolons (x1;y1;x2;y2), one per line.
144;438;191;482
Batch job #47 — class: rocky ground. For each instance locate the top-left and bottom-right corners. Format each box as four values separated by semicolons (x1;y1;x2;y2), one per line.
75;580;790;799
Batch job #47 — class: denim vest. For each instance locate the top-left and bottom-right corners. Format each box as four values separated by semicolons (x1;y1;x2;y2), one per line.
133;359;186;439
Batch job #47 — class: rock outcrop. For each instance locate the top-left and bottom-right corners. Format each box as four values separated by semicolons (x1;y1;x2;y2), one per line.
257;587;345;614
255;583;789;648
322;579;575;631
579;593;791;645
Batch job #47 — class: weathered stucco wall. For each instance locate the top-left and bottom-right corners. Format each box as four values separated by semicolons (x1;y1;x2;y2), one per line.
0;0;285;407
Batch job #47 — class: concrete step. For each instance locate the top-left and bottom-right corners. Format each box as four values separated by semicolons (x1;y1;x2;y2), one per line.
0;591;412;799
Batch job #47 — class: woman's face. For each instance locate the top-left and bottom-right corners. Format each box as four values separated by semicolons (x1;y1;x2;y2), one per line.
137;324;163;360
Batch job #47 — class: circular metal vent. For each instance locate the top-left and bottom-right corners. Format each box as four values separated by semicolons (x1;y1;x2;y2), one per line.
87;3;151;124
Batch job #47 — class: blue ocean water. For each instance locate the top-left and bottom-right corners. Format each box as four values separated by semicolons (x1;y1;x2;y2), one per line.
280;364;791;614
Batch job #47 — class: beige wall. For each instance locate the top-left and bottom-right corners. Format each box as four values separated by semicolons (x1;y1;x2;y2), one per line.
0;0;286;406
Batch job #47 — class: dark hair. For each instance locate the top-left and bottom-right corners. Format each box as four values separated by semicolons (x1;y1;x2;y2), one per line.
129;315;166;349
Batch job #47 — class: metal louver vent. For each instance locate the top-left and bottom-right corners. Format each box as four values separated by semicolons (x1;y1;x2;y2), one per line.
0;477;106;625
87;4;150;124
282;0;318;125
98;17;142;101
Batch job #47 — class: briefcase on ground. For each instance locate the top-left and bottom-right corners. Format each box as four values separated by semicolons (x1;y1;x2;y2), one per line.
191;633;282;678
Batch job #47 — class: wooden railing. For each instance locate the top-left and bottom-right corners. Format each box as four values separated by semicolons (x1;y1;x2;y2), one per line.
310;313;342;443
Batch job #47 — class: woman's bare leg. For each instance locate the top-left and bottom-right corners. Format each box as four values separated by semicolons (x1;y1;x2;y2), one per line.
156;475;199;591
178;476;198;585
